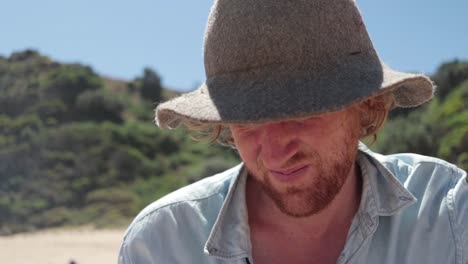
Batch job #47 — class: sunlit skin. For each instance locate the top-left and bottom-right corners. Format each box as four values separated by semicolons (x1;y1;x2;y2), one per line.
229;106;364;264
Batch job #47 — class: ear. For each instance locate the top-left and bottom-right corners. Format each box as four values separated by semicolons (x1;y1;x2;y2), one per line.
355;94;393;140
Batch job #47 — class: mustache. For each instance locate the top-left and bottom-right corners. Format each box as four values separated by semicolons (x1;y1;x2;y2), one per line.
256;149;322;171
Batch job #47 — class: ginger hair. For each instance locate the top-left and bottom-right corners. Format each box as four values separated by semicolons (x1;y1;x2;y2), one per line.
182;93;395;147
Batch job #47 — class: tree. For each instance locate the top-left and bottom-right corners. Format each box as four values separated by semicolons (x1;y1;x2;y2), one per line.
432;60;468;100
42;64;102;106
140;67;162;103
75;90;124;123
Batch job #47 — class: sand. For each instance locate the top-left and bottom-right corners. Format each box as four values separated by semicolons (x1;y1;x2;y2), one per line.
0;227;125;264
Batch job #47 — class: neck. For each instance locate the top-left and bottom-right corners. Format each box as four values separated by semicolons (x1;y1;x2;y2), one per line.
246;162;362;238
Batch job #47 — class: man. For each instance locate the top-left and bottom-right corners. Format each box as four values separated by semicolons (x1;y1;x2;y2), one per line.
119;0;467;263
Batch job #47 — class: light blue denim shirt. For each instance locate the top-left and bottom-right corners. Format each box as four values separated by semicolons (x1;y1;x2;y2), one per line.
119;146;468;264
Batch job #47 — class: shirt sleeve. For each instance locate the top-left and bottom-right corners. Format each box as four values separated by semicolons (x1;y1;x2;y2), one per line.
118;242;133;264
449;167;468;264
118;216;161;264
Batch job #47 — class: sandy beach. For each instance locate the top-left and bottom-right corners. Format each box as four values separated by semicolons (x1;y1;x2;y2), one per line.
0;227;125;264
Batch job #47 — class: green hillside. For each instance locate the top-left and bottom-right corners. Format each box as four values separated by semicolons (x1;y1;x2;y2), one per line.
0;50;466;235
0;50;240;235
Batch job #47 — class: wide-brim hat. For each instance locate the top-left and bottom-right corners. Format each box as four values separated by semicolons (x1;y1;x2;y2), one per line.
156;0;434;128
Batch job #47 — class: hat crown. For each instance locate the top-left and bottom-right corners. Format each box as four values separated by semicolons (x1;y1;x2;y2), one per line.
204;0;376;78
155;0;433;128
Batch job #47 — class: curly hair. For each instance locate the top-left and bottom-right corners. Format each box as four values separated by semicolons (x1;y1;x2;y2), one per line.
183;121;234;147
356;92;395;142
181;93;395;148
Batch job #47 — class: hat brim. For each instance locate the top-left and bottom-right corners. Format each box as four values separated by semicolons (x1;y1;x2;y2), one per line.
156;64;434;129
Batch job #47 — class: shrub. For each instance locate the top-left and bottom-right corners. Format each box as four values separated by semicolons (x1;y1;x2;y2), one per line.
75;89;124;123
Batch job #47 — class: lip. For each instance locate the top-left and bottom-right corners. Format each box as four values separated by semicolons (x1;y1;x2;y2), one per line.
269;165;309;183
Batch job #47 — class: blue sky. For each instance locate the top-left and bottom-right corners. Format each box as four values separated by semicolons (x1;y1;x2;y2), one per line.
2;0;467;91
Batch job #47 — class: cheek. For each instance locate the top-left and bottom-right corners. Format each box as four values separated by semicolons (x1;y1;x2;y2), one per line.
232;132;261;168
238;150;259;173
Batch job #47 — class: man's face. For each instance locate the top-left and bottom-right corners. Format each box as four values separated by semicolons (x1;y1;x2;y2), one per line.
229;107;362;217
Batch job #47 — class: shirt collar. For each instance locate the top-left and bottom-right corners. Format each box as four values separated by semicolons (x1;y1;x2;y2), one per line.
357;143;417;218
204;166;251;260
204;144;417;259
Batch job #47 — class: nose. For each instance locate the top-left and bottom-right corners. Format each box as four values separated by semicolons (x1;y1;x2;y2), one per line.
258;122;299;167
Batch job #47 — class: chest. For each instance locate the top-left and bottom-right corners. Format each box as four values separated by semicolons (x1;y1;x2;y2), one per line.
249;228;347;264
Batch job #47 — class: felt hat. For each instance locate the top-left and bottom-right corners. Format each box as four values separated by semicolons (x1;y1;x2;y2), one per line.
156;0;434;128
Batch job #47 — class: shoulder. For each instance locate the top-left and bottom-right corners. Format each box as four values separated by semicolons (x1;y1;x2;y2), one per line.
376;152;467;216
363;147;465;188
364;149;466;217
119;164;243;263
368;150;468;259
362;148;468;261
135;164;241;222
127;163;242;230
